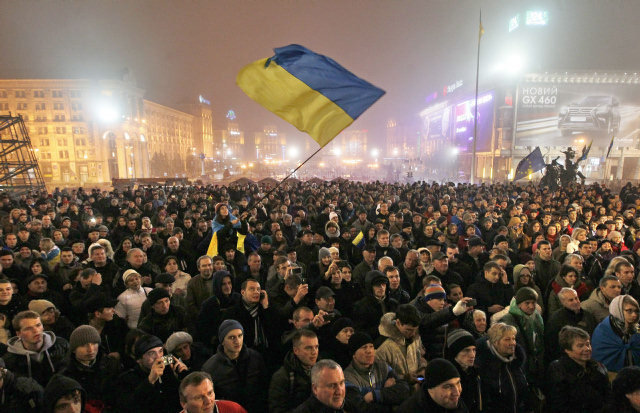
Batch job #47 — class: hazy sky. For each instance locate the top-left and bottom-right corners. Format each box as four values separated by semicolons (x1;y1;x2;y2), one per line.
2;0;640;149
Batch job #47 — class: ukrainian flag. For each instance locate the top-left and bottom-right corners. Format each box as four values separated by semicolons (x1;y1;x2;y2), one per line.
352;231;365;249
237;44;385;147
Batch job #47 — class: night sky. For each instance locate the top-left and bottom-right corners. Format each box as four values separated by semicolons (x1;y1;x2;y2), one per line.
2;0;639;153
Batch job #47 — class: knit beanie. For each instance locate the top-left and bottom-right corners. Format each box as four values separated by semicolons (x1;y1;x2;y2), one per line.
165;331;193;353
332;317;354;337
424;284;446;301
446;329;476;360
348;331;373;356
28;299;56;315
69;325;101;352
515;287;538;304
147;288;171;306
122;269;140;284
318;247;331;261
425;358;460;389
134;335;164;359
218;319;244;341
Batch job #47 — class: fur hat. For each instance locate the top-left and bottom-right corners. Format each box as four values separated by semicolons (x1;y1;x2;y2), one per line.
28;299;56;315
165;332;193;353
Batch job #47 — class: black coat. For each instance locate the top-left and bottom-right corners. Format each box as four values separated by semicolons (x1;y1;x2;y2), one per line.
398;382;468;412
292;395;345;413
113;363;183;413
414;299;459;360
545;307;598;361
474;336;534;413
545;354;610;413
201;344;267;413
466;277;513;316
269;351;312;413
137;304;187;343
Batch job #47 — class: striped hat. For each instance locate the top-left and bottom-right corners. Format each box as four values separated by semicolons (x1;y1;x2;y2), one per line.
424;284;446;301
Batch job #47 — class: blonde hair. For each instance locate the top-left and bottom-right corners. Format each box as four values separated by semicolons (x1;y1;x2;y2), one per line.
488;322;517;346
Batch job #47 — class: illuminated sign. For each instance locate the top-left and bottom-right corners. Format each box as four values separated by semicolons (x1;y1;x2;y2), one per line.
443;80;464;96
226;110;236;120
509;14;520;32
198;95;211;105
454;92;495;152
526;10;548;26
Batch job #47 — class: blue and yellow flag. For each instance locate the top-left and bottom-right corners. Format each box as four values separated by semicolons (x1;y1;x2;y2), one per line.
606;135;616;158
514;147;546;181
237;44;385;147
578;141;592;162
352;230;365;249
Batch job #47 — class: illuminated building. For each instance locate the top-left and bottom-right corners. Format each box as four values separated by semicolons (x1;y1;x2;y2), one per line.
0;76;209;186
213;110;245;160
254;126;285;160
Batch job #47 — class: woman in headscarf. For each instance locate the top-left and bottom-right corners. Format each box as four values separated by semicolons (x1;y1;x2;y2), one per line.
591;294;640;374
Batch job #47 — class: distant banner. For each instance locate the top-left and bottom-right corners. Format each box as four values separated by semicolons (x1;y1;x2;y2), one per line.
514;82;640;150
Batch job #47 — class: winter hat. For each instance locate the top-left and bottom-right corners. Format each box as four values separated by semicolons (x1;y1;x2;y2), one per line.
424;284;446;302
28;299;56;315
515;287;538;304
134;334;163;358
147;288;171;306
43;375;85;413
348;332;373;356
155;272;176;284
165;331;193;353
329;212;339;221
69;325;101;352
261;235;272;245
318;247;331;261
611;366;640;397
316;286;336;300
446;329;476;360
122;269;140;284
218;319;244;341
332;317;354;337
425;358;460;389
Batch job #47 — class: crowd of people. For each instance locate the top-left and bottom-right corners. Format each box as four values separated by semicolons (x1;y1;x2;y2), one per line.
0;179;639;412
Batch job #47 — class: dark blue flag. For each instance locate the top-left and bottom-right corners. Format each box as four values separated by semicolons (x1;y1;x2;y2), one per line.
514;147;546;181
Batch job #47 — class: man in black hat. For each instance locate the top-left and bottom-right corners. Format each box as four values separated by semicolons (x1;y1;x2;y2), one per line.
137;288;187;342
114;334;188;413
352;245;377;292
23;273;68;314
295;230;320;269
343;331;410;412
428;252;464;290
399;358;467;412
86;293;128;358
458;236;486;281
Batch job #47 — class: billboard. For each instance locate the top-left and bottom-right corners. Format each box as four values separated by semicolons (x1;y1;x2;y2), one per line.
454;92;495;152
515;80;640;149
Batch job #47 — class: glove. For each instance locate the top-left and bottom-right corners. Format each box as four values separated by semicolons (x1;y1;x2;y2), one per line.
452;300;467;316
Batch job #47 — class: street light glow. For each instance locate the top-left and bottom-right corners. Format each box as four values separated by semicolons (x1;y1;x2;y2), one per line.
96;102;119;123
288;146;299;158
371;148;379;158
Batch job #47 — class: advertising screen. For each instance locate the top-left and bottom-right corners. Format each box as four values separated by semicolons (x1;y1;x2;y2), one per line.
454;92;495;152
515;80;640;149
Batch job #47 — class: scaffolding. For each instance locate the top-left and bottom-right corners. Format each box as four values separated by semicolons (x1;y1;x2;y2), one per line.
0;114;46;193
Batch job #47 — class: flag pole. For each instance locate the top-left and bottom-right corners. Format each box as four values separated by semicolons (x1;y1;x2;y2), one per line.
246;145;325;211
470;9;483;185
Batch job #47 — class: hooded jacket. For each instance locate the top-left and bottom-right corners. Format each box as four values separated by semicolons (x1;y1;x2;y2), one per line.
352;272;398;341
2;331;69;386
375;312;426;379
